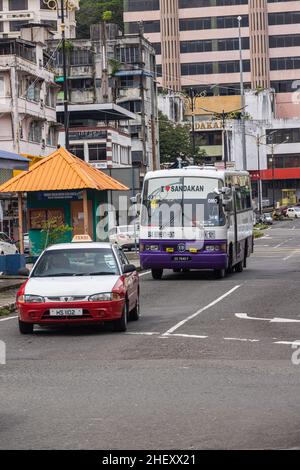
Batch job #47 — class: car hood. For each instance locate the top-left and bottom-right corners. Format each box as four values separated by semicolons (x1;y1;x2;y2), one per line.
25;275;120;297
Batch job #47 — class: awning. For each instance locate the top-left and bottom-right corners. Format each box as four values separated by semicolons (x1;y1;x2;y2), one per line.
0;147;129;193
0;150;30;170
56;103;136;123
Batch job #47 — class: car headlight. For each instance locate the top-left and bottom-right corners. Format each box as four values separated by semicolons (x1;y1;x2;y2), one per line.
88;293;123;301
24;295;45;303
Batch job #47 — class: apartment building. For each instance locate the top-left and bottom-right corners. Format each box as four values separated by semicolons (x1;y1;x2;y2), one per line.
124;0;300;119
0;0;78;39
47;22;159;173
0;23;59;157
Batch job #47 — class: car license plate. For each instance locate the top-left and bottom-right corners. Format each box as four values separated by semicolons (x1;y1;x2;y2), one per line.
49;309;83;317
172;256;191;261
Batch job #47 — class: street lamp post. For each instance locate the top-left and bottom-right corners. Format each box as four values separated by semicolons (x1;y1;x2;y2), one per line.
256;135;262;215
237;16;247;171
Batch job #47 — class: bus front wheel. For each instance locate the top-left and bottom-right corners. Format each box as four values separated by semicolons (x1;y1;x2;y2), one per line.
214;268;226;279
152;268;163;280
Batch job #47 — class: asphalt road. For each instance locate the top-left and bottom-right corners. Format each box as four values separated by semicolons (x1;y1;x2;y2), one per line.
1;219;300;450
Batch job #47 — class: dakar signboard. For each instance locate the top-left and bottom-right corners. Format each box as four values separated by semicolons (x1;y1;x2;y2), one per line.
192;121;223;131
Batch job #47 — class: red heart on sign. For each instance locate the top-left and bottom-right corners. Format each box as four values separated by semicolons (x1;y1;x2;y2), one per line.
166;186;171;192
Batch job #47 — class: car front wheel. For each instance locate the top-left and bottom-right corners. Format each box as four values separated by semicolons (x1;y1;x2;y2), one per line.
113;302;128;332
19;319;34;334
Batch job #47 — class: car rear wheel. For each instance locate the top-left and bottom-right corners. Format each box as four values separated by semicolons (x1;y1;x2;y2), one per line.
152;268;163;280
19;319;34;335
130;293;140;321
113;302;128;332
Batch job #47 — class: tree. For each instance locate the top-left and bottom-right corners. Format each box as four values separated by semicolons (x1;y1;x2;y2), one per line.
76;0;124;38
158;111;206;165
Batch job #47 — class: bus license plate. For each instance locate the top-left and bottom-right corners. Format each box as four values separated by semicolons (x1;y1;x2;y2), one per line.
49;309;83;317
172;256;191;261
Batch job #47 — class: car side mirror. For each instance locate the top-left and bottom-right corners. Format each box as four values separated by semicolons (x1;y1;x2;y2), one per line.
123;264;136;274
18;267;30;277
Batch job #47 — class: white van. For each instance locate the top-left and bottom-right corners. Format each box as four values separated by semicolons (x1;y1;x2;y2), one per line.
0;232;19;255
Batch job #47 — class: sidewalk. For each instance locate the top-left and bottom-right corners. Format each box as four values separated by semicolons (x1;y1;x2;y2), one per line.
0;287;18;316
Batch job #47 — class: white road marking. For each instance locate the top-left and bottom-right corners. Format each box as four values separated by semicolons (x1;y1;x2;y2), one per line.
162;285;241;336
224;337;259;343
283;250;299;261
0;315;17;322
273;340;300;345
236;313;300;323
139;270;151;277
126;331;160;336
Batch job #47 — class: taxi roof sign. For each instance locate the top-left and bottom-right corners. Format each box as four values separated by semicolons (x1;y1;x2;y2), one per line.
72;234;92;243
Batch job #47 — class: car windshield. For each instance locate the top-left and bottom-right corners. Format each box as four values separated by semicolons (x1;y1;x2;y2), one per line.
32;248;120;278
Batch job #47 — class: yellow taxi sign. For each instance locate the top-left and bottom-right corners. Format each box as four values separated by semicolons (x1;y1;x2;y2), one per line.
72;234;92;243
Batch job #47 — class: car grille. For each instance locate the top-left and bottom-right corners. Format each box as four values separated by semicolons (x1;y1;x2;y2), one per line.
45;296;88;302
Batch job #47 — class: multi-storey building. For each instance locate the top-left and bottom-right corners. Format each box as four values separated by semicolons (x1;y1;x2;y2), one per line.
47;22;159;174
0;0;78;39
124;0;300;195
124;0;300;119
0;23;59;157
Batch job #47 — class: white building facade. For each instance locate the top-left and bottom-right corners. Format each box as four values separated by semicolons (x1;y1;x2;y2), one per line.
0;24;59;156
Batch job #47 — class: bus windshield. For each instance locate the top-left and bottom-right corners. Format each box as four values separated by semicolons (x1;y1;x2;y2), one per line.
142;176;225;228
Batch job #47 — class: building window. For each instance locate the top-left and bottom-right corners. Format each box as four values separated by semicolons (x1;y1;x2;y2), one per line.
118;76;136;88
28;121;43;143
152;43;161;55
125;20;160;34
88;144;107;161
268;11;300;25
270;57;300;70
0;1;3;10
41;20;58;31
0;76;4;97
267;128;300;144
179;15;248;31
46;86;56;108
47;126;57;147
179;0;248;6
69;145;85;160
271;80;297;93
181;60;250;75
22;78;42;102
0;22;3;33
9;20;29;31
126;0;160;11
267;154;300;169
69;78;94;90
269;34;300;48
9;0;28;10
116;46;141;64
120;100;141;113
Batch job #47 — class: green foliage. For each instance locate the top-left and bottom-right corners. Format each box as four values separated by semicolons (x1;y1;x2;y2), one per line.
108;58;122;76
102;10;113;21
40;217;73;250
76;0;123;38
159;111;206;165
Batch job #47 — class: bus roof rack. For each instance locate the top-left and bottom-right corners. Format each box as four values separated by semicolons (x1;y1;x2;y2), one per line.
184;165;219;170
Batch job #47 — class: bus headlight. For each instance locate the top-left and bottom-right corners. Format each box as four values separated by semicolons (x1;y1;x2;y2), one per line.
145;245;160;251
205;244;227;252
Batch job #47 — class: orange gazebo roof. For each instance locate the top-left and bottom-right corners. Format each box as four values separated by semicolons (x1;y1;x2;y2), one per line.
0;147;129;193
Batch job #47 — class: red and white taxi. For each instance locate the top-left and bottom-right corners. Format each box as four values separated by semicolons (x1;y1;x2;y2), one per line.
16;241;139;334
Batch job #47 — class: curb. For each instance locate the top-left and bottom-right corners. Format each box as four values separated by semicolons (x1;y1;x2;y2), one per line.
0;281;24;293
0;302;16;317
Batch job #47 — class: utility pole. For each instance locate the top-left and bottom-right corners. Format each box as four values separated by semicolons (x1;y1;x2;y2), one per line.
256;136;262;215
60;0;70;150
189;88;196;158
